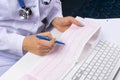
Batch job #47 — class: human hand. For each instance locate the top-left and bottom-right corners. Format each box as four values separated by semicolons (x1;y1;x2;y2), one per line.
52;16;81;32
23;32;56;56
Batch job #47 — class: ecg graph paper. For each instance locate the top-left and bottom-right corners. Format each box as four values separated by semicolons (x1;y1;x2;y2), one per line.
20;17;100;80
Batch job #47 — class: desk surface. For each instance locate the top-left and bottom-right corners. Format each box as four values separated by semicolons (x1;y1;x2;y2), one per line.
1;18;120;80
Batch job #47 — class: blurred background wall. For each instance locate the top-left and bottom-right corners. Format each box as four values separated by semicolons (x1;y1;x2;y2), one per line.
61;0;120;18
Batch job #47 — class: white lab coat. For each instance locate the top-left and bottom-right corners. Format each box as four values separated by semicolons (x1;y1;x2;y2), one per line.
0;0;62;76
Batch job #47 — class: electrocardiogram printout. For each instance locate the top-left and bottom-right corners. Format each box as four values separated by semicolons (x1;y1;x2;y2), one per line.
19;17;100;80
17;17;101;80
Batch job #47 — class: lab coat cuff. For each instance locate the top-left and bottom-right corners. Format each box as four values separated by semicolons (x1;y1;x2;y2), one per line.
46;12;63;28
46;0;63;28
54;12;63;18
9;34;25;57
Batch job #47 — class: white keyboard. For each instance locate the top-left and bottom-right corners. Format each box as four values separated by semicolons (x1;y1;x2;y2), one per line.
72;40;120;80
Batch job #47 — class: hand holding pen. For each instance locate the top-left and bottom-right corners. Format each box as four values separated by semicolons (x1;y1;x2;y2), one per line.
36;35;65;45
22;32;63;56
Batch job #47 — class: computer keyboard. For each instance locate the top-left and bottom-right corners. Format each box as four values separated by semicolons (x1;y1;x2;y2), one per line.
72;40;120;80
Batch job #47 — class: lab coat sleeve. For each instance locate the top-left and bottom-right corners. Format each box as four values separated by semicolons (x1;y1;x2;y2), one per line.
46;0;63;27
0;27;25;57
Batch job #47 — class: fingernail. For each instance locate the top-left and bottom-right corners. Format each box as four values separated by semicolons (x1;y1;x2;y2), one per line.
80;24;84;27
77;21;84;27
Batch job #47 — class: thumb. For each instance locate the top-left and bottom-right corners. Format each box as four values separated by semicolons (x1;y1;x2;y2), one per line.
50;38;56;44
71;18;81;26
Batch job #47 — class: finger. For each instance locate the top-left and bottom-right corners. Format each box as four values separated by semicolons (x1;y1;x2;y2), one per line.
36;49;50;56
66;16;83;27
47;38;56;49
38;39;54;49
39;32;53;38
39;45;53;51
38;46;50;50
34;46;51;55
49;38;56;48
40;49;51;55
70;18;81;26
50;38;56;44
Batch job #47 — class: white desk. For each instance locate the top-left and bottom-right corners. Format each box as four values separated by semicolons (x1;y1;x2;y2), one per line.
1;18;120;80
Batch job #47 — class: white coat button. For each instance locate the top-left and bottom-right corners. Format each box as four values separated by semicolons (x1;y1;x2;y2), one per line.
34;24;37;26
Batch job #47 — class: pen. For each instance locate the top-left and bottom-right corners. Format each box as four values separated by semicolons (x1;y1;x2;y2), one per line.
36;35;65;45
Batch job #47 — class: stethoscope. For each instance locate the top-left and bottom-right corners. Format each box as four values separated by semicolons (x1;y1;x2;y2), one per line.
18;0;51;19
